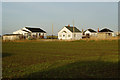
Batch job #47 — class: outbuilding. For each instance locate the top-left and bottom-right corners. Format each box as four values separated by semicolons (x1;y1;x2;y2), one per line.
2;34;22;41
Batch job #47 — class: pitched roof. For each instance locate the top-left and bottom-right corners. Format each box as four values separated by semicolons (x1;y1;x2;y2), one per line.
22;30;31;33
65;26;81;32
99;28;113;32
25;27;46;33
84;29;97;33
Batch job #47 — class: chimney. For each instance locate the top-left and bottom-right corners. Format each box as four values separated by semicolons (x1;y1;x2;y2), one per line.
68;24;70;27
98;28;99;32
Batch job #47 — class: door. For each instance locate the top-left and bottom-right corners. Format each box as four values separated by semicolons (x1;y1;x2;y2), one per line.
62;34;66;39
86;33;90;38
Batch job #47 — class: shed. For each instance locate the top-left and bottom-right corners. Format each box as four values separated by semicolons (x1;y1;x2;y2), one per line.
2;34;22;40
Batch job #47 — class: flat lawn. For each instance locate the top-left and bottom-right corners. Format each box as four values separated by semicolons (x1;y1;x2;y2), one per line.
2;40;119;78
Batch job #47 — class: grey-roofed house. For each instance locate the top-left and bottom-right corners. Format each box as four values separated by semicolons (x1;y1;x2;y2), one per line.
97;28;114;39
83;29;97;38
13;26;47;39
58;25;82;40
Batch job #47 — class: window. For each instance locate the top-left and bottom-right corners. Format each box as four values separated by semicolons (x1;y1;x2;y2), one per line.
62;31;67;33
63;35;65;37
68;35;70;37
108;33;111;36
38;33;40;36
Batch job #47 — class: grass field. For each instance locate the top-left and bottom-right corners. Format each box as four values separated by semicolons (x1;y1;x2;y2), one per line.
2;40;119;78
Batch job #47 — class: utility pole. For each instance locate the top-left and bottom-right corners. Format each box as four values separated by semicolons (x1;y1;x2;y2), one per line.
73;18;75;40
52;24;53;39
73;19;74;32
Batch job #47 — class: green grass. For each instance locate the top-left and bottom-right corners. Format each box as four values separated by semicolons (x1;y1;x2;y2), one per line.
2;40;119;78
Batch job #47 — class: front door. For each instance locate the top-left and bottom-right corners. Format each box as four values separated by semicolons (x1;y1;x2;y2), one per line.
62;34;66;39
86;34;90;38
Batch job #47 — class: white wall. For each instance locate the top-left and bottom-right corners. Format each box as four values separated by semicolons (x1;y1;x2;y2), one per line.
85;30;97;37
44;33;47;38
3;36;20;40
72;33;82;40
58;27;72;40
91;33;97;37
112;33;115;36
85;30;91;35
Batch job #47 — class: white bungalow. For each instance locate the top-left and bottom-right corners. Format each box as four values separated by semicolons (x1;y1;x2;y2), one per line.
83;29;97;38
58;25;82;40
97;28;114;39
13;26;47;39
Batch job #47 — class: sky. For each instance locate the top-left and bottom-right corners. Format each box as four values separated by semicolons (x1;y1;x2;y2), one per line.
2;2;118;35
2;0;120;2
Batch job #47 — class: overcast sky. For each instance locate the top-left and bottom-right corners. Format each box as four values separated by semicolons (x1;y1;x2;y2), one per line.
2;2;118;35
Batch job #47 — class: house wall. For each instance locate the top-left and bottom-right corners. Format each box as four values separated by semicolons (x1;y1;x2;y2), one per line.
58;27;73;40
91;33;97;37
44;33;47;38
58;27;82;40
3;35;20;40
97;32;113;39
112;33;115;36
72;33;82;40
31;32;47;39
31;32;46;36
84;30;97;37
85;30;91;35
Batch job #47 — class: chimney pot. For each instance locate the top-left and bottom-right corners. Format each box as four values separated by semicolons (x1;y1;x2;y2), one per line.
98;28;99;32
68;24;70;27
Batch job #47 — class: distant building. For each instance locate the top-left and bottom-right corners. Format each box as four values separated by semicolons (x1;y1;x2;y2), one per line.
2;34;22;40
58;25;82;40
114;32;120;36
97;28;114;39
83;29;97;38
13;27;47;39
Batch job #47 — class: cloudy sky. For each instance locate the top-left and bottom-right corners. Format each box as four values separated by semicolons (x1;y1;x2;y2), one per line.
2;2;118;35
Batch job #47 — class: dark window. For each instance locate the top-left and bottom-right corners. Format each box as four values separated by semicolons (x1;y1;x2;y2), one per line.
108;33;111;36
